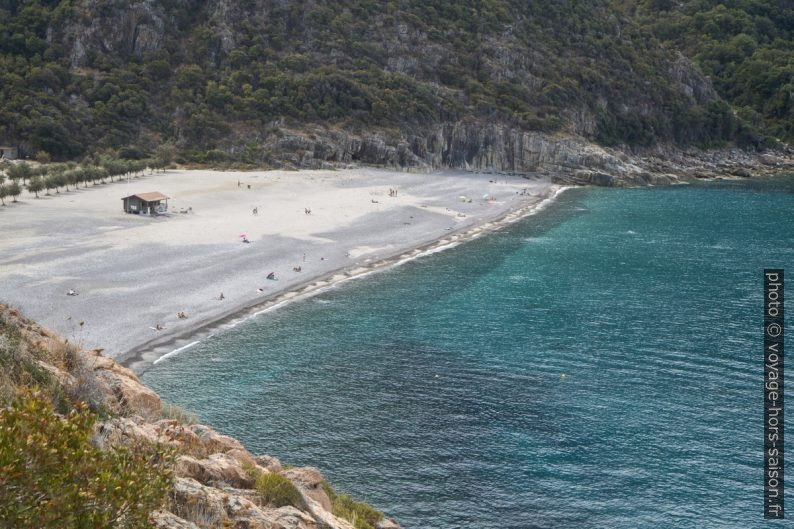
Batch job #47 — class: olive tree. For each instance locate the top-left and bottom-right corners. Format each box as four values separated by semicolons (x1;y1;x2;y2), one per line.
7;162;33;185
7;181;21;202
28;176;44;198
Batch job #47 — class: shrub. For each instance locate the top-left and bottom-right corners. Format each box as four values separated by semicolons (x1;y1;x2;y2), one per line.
0;389;173;529
322;480;385;529
254;472;304;508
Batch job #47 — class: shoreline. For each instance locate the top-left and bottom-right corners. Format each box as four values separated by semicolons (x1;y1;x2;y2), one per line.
121;185;570;373
0;168;561;370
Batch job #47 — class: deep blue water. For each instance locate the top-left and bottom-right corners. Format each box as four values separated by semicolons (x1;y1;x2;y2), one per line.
143;175;794;528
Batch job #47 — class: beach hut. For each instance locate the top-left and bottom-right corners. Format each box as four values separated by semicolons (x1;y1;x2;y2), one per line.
121;192;170;215
0;146;18;160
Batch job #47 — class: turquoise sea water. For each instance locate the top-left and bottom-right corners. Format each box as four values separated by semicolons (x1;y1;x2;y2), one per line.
143;176;794;529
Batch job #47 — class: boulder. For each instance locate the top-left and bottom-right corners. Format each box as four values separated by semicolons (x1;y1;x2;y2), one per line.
94;416;206;454
190;424;246;453
284;467;333;512
149;510;199;529
254;454;284;473
376;519;403;529
171;477;227;528
83;348;161;414
172;477;318;529
176;453;255;488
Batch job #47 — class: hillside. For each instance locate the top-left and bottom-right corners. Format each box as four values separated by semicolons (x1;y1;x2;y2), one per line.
0;0;779;168
0;304;400;529
633;0;794;146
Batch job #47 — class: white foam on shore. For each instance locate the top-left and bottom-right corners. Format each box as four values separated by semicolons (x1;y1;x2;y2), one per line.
153;340;201;364
151;186;571;365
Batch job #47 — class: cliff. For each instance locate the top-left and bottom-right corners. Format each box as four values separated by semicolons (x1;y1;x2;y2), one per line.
1;0;778;167
250;121;794;186
0;304;400;529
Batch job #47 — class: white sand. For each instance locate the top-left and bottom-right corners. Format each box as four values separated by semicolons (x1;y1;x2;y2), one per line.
0;168;558;372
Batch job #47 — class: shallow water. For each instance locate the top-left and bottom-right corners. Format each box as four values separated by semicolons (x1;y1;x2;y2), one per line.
144;175;794;528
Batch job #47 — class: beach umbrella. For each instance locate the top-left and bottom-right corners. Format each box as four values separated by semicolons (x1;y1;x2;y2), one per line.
239;233;247;238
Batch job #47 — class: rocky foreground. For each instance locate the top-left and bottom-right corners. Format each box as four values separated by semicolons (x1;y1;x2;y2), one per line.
0;305;399;529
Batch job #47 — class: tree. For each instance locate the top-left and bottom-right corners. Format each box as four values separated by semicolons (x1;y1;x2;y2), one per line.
7;163;33;185
64;168;81;189
102;159;126;181
43;174;57;195
155;144;175;172
0;390;173;529
28;176;44;198
7;181;21;202
53;173;67;192
0;185;7;205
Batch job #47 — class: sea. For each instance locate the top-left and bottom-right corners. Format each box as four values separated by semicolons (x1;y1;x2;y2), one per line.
142;175;794;529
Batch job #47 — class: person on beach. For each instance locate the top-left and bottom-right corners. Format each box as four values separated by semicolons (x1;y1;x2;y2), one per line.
154;323;165;331
66;289;77;296
219;292;225;300
267;272;276;280
252;207;258;216
257;287;264;293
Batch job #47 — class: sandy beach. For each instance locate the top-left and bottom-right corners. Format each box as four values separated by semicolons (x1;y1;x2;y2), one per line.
0;167;559;372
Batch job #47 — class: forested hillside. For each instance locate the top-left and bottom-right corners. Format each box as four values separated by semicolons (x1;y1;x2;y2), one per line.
633;0;793;145
0;0;788;164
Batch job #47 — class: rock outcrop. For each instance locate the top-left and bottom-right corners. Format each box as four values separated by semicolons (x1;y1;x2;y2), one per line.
0;305;400;529
256;121;794;186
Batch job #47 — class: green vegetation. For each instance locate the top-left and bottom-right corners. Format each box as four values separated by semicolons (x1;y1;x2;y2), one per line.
322;480;385;529
0;149;171;206
631;0;794;146
0;309;173;528
253;471;304;509
0;390;172;529
2;0;786;162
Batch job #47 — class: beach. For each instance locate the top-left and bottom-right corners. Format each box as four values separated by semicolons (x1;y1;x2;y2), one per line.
0;167;558;372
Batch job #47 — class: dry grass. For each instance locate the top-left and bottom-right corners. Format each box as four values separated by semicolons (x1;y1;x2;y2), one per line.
169;492;223;528
0;305;113;415
160;401;199;426
322;480;385;529
0;311;68;410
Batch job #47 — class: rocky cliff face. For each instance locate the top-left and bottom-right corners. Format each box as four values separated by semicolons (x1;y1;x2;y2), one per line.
256;121;794;186
0;305;400;529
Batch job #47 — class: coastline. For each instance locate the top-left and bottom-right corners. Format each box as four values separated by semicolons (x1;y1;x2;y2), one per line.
0;167;563;373
122;185;570;372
